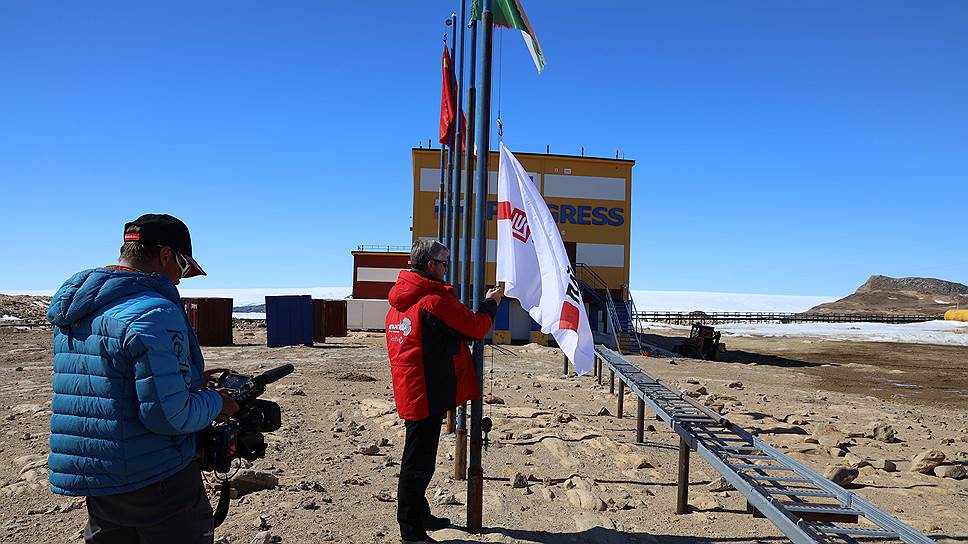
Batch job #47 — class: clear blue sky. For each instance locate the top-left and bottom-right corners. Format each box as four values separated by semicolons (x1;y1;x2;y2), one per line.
1;1;966;295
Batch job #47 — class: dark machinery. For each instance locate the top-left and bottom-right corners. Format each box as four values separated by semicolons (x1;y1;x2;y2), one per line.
674;323;724;360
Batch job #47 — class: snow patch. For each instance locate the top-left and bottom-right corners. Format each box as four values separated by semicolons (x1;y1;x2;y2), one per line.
661;320;968;347
233;312;267;320
1;315;22;321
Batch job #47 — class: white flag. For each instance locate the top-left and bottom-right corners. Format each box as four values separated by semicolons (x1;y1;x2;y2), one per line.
495;143;595;374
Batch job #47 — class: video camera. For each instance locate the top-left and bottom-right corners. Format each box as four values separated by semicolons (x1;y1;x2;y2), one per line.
199;364;295;473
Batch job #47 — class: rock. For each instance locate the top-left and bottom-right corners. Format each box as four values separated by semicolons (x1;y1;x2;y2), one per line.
727;381;743;389
288;388;306;396
830;447;847;457
868;423;898;443
357;444;380;455
933;465;966;479
540;487;555;501
597;407;613;417
485;395;505;405
708;477;734;492
784;414;808;426
872;459;898;472
331;410;344;423
251;515;269;530
844;453;870;468
910;450;946;474
685;386;707;397
231;470;279;496
522;447;534;455
373;490;394;502
645;424;656;432
824;465;859;486
566;489;607;511
250;531;281;544
520;486;533;496
556;412;577;423
621;454;653;470
510;472;528;488
812;425;848;448
432;487;462;505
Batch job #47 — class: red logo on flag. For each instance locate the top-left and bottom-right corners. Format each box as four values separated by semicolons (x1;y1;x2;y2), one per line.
559;301;580;331
497;201;531;243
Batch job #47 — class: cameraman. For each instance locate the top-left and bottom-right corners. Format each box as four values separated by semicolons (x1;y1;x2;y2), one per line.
46;214;239;544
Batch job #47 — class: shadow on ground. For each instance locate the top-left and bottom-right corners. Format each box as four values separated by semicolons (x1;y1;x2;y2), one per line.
431;525;793;543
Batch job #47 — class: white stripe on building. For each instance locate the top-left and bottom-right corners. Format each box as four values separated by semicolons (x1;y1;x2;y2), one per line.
356;267;407;283
575;243;625;268
420;168;538;195
543;175;626;201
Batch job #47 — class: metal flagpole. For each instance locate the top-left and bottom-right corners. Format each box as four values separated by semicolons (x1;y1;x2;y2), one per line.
455;2;478;483
444;14;457;280
437;36;448;242
449;8;464;291
467;0;493;533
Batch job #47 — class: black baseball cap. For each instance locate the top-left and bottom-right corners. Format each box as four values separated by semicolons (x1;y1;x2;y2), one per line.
123;214;206;278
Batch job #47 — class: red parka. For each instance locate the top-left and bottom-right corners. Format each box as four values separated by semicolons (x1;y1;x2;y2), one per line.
386;270;497;421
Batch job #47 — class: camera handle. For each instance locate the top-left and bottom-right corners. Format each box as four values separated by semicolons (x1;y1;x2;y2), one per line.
213;480;231;528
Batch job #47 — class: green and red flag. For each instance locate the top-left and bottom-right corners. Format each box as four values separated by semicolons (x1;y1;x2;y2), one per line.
472;0;546;72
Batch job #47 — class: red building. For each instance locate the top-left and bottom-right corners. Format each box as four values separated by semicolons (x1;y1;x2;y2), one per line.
351;246;410;299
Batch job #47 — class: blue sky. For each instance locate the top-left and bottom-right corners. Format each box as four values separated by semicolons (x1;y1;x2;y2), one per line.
1;1;965;296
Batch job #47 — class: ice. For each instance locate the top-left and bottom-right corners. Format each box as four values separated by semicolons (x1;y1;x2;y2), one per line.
676;320;968;347
1;315;22;321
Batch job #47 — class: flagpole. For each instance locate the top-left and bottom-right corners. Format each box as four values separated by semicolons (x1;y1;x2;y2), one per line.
468;0;494;533
437;35;448;243
444;17;458;277
455;5;478;483
449;7;464;290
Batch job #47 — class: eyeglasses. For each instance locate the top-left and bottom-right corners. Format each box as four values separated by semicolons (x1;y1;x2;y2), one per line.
431;258;449;268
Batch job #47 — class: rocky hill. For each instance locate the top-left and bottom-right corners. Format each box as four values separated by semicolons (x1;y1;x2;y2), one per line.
0;295;51;322
807;275;968;316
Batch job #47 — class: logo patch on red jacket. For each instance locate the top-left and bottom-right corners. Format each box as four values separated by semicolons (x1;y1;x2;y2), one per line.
387;317;412;344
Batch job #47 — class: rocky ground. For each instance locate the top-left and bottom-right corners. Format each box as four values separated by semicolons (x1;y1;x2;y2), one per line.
1;323;966;544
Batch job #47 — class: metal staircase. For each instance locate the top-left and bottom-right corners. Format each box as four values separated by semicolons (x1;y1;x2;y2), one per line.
575;263;643;355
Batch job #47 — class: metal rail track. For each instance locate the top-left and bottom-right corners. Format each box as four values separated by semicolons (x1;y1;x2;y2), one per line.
634;311;941;325
594;345;934;543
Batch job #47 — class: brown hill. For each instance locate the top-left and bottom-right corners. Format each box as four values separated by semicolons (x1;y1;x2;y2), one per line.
0;294;51;322
807;275;968;316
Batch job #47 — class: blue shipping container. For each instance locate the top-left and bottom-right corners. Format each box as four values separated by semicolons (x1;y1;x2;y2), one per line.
266;295;313;348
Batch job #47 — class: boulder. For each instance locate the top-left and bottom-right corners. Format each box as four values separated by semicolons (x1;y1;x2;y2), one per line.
871;459;897;472
231;470;279;496
510;472;528;489
910;450;946;474
566;489;607;511
824;465;859;486
597;407;613;417
868;423;898;443
708;477;734;492
933;465;966;479
812;425;848;448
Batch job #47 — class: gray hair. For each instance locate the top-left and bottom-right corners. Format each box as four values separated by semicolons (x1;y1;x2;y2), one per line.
411;239;448;271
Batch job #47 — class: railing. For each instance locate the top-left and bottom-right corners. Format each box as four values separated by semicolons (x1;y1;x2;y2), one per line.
355;244;411;252
574;264;622;350
633;311;942;325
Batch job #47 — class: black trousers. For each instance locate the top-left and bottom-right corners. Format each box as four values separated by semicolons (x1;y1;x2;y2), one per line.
397;412;445;539
84;461;214;544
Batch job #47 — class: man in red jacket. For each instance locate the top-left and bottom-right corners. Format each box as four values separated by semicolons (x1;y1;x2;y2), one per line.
386;239;503;543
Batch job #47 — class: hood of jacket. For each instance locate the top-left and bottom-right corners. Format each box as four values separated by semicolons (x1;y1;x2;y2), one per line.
387;269;453;312
47;267;181;327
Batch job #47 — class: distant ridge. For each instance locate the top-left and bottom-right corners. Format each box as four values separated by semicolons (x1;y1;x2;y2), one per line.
808;275;968;316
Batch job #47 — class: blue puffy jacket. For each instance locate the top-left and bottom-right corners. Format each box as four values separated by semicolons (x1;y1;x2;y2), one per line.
46;267;223;496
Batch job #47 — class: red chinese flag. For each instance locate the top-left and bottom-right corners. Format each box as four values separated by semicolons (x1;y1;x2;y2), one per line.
439;47;457;146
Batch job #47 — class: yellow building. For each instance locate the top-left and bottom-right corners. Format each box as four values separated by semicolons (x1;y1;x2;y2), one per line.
411;148;635;344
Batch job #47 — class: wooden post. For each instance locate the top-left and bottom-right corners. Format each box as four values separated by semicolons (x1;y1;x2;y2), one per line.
609;369;615;395
597;359;602;385
635;398;645;443
617;380;624;418
446;410;455;434
562;353;569;376
676;437;690;514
